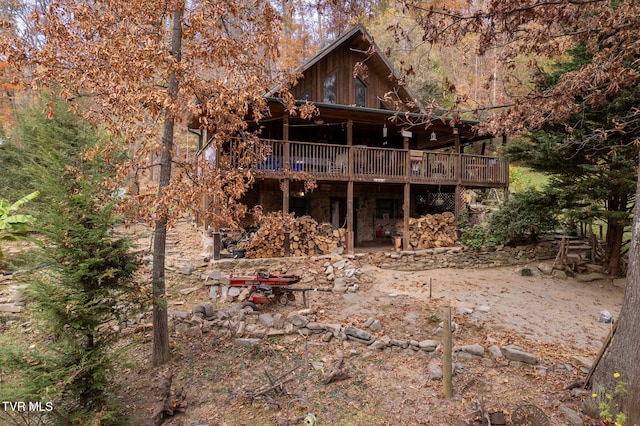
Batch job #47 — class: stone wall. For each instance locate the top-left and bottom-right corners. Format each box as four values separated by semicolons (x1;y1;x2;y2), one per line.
372;241;559;271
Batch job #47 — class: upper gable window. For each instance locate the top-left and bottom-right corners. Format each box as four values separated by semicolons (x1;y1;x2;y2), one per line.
299;89;310;102
323;71;337;104
355;77;367;107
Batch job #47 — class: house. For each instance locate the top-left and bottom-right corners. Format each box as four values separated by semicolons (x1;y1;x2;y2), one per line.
191;24;508;253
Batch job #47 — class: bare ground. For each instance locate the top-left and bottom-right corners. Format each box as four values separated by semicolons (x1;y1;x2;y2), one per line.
115;220;625;426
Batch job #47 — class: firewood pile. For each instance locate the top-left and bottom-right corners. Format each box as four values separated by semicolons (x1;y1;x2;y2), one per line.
396;212;458;249
246;213;345;258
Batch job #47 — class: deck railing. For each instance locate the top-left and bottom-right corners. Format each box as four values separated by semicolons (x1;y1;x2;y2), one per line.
226;138;508;186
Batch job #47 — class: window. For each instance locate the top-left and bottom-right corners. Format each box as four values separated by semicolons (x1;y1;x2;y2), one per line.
299;89;310;101
323;71;337;104
355;77;367;107
375;198;402;219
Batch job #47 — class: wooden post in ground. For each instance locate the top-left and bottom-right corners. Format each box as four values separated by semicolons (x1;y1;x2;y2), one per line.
443;306;453;398
212;231;221;260
284;231;290;257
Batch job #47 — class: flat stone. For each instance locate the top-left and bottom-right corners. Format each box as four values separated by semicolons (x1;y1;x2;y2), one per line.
333;277;348;292
249;328;266;338
344;326;373;342
333;259;347;270
346;334;375;345
272;313;285;329
537;263;554;274
427;361;442;380
174;322;189;333
459;343;485;357
266;329;286;337
370;340;388;350
456;351;482;361
179;286;199;295
186;326;202;338
208;286;218;301
369;319;382;332
552;269;568;279
575;272;607;282
258;313;275;328
203;302;215;318
286;312;309;328
559;405;583;426
323;323;342;337
236;321;246;336
234;338;261;348
418;340;438;351
389;339;409;349
0;304;23;313
181;264;195;275
488;345;503;359
363;318;375;328
380;335;392;345
305;322;326;332
205;270;226;281
572;356;593;369
502;344;538;364
170;310;189;319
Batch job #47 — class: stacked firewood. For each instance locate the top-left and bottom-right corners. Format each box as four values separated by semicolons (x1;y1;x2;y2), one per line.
397;212;458;249
246;214;344;258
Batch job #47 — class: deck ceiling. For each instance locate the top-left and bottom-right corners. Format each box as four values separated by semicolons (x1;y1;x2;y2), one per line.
265;99;493;149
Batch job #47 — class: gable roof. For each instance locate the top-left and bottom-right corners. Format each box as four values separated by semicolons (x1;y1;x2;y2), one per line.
268;24;420;110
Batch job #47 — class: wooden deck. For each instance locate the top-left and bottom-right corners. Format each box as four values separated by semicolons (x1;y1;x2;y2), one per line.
231;139;508;187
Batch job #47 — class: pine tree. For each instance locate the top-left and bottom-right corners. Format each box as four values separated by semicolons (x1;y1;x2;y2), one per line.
504;44;638;276
0;93;146;424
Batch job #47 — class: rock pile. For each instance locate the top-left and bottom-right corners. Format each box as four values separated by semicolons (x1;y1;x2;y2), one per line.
158;303;549;379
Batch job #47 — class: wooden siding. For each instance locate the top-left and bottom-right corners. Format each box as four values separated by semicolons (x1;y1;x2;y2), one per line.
293;43;398;108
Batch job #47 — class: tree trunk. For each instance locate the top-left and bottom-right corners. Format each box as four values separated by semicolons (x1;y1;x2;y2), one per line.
603;194;628;277
588;163;640;424
151;7;183;367
604;219;624;277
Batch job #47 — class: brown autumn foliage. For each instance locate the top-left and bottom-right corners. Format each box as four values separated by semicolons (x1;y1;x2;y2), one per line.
393;0;640;422
0;0;316;366
0;0;316;229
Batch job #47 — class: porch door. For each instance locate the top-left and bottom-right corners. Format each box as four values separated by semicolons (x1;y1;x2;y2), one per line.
331;197;358;245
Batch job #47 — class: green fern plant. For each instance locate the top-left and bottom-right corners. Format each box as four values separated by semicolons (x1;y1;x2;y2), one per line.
0;191;40;260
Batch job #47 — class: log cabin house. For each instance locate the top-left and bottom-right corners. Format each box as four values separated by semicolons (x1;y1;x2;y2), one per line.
190;25;508;253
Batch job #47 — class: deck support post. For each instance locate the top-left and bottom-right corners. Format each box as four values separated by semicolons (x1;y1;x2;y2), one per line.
454;128;462;219
283;116;290;215
346;120;354;254
403;133;410;251
347;180;354;254
403;183;410;251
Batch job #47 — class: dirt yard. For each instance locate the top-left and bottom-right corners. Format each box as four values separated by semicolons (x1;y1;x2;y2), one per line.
116;220;625;426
